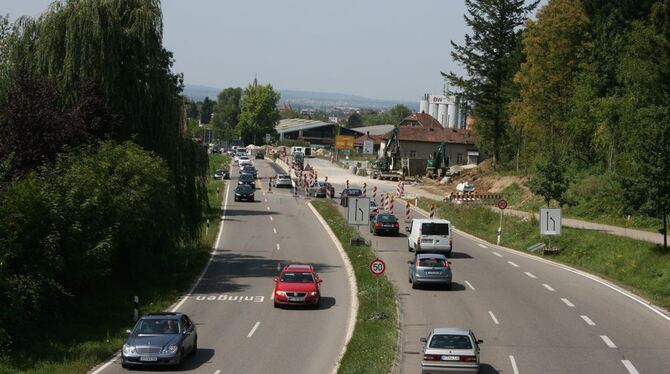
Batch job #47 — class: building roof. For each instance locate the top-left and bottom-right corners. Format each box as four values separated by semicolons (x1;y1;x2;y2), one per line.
276;118;333;133
399;112;443;129
382;127;478;145
355;124;395;135
354;133;385;145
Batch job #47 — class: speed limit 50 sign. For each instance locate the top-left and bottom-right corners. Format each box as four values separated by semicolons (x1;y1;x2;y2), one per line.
369;258;386;276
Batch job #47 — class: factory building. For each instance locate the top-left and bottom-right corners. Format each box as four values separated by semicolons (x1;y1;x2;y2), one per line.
419;94;466;129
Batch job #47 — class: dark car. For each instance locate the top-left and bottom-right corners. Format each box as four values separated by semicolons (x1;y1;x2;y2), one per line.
308;181;335;198
238;173;256;189
255;151;265;159
234;184;255;202
370;213;400;236
241;165;258;179
340;188;362;207
213;168;230;180
121;312;197;368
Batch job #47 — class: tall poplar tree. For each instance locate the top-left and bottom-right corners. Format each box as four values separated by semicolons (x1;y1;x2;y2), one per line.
238;83;280;145
445;0;539;169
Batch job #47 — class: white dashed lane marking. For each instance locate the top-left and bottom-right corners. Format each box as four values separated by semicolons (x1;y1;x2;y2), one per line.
493;252;503;257
508;261;520;268
478;243;487;248
542;284;556;292
622;360;640;374
464;280;476;290
488;311;499;325
276;243;280;250
524;272;537;279
509;355;519;374
273;228;277;234
266;206;270;211
561;298;575;307
581;315;596;326
247;322;260;338
600;335;617;348
269;216;273;221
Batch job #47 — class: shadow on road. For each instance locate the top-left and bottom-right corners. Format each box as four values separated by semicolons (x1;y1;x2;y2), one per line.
479;363;501;373
123;348;215;372
413;282;465;292
277;296;337;311
224;209;278;217
450;251;473;259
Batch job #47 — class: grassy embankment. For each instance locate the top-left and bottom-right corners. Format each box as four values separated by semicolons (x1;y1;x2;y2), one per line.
1;155;229;374
500;181;663;232
311;200;398;374
415;197;670;309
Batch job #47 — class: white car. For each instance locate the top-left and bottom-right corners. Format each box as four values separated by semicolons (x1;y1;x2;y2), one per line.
237;155;250;165
238;157;252;168
420;328;482;374
407;218;453;257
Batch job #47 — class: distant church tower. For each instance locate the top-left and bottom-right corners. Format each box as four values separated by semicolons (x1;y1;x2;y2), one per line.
252;73;258;88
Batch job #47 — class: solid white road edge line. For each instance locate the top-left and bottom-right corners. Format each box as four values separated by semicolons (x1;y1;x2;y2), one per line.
561;298;575;307
247;322;260;338
621;360;640;374
488;311;499;325
524;272;537;279
509;355;519;374
600;335;617;348
581;315;596;326
508;261;519;268
307;202;358;374
464;280;476;290
90;182;232;374
542;284;556;292
408;203;670;323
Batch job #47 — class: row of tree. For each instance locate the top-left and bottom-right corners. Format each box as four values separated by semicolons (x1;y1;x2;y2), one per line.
447;0;669;230
0;0;208;353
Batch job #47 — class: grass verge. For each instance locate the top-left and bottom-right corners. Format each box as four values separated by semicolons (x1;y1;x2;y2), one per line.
311;200;398;374
0;156;229;374
415;197;670;309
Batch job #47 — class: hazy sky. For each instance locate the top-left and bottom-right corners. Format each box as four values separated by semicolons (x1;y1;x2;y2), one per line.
4;0;545;101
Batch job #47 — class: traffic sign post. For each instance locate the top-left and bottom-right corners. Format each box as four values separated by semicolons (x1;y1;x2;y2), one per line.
540;208;562;252
369;258;386;313
497;199;507;245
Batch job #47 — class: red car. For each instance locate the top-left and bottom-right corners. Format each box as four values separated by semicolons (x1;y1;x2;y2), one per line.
273;264;322;308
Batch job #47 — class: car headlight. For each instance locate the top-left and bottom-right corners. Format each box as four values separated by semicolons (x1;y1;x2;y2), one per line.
308;291;319;296
163;344;179;354
123;344;136;355
275;291;286;296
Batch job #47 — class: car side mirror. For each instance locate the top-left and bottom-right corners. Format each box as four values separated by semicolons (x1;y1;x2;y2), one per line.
477;339;483;344
420;337;427;343
318;279;323;283
407;260;414;264
405;227;410;232
273;277;278;282
447;261;452;265
126;329;132;335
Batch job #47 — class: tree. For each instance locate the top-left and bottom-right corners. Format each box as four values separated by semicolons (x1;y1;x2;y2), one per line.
445;0;539;169
347;112;363;128
527;148;569;207
238;84;280;145
186;100;199;119
212;87;243;141
511;0;590;162
200;97;215;124
388;104;411;123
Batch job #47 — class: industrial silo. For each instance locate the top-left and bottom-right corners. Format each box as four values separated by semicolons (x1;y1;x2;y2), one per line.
419;94;429;114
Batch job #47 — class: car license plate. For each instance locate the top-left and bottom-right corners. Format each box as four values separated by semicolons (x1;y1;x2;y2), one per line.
442;355;459;361
427;271;441;275
422;239;433;243
140;356;158;362
288;297;304;302
383;224;392;227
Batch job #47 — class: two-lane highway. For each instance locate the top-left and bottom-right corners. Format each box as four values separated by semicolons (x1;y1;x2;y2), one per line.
94;158;353;374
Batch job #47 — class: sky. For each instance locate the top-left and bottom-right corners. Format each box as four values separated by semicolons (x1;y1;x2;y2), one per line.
3;0;546;102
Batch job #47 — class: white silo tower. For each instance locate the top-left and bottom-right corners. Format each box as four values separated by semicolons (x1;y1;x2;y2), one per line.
428;102;438;119
447;95;459;129
419;94;429;114
437;103;448;128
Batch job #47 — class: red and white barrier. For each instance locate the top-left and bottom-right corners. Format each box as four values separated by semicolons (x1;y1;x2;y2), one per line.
363;183;367;197
429;203;436;218
372;186;377;202
405;201;411;221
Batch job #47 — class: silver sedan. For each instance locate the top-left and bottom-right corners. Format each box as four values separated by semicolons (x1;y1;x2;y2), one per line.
420;328;482;373
408;253;452;290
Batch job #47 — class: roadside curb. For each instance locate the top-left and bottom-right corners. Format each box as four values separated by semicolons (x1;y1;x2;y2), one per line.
401;197;670;323
308;202;359;374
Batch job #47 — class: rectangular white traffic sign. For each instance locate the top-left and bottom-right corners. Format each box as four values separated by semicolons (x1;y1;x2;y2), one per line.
540;208;562;236
348;197;370;226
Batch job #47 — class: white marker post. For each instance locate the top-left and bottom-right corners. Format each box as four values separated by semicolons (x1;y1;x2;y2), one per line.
497;199;508;245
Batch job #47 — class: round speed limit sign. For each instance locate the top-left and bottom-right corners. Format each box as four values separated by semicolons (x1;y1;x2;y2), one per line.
369;258;386;276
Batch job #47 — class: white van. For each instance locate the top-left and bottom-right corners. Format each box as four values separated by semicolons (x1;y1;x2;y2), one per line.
290;146;304;155
407;218;453;257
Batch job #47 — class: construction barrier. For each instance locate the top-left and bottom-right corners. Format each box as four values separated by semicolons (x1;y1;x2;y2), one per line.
363;183;367;197
430;203;436;218
372;186;377;202
390;196;394;212
396;181;404;196
268;177;273;193
448;192;501;203
346;179;350;189
406;201;411;222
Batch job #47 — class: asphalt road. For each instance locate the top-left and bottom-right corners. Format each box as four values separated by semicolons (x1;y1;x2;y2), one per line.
94;158;353;374
302;157;670;374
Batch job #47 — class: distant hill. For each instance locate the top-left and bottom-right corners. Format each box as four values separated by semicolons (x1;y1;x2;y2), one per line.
183;84;418;111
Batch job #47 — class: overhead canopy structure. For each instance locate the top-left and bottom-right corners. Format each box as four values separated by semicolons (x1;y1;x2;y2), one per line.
276;118;362;145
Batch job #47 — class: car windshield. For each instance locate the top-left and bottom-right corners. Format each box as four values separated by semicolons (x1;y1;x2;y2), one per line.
237;185;253;192
429;334;472;349
134;318;180;335
239;156;249;160
377;215;396;223
280;272;314;283
240;174;254;181
421;223;450;235
216;169;226;173
418;257;446;267
348;189;362;196
370;201;377;207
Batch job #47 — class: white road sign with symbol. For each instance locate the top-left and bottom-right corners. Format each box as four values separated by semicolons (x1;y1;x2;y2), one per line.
369;258;386;276
540;208;562;236
347;197;370;225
